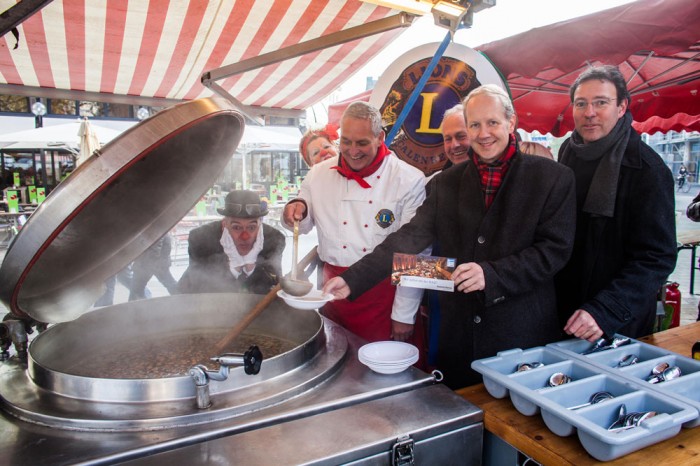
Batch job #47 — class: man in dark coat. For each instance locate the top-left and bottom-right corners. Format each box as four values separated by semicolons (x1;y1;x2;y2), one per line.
178;190;285;295
556;65;677;341
323;85;576;389
129;233;178;301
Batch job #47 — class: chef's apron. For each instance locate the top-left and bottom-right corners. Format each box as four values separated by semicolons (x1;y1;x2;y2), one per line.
323;263;426;369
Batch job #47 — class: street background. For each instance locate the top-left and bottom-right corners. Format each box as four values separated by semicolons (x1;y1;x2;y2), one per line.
1;187;698;327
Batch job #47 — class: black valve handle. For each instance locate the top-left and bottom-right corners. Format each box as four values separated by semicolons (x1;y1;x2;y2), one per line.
243;345;263;375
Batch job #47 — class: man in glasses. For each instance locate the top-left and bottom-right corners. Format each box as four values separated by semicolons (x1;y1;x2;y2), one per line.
556;65;676;342
179;190;285;294
282;101;426;347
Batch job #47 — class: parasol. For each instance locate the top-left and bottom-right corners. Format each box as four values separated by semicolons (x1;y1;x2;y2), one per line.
77;117;101;167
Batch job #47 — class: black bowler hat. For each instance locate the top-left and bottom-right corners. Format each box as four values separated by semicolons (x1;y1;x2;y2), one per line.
217;190;269;218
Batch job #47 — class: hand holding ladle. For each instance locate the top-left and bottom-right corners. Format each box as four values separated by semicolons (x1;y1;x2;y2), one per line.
279;220;313;296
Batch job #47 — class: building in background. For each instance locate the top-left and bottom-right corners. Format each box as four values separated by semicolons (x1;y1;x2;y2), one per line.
645;131;700;179
0;94;305;195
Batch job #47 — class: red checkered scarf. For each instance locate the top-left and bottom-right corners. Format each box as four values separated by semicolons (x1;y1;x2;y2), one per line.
471;134;517;210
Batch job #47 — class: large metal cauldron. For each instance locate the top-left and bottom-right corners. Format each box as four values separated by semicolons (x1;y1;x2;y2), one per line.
1;293;349;431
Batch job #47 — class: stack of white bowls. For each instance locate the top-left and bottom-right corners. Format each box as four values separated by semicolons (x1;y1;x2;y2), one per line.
358;341;419;374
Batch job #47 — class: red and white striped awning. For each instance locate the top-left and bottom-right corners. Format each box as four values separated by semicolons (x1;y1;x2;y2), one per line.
0;0;407;111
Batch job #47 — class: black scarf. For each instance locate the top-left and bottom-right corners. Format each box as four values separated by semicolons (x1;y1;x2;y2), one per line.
560;111;632;217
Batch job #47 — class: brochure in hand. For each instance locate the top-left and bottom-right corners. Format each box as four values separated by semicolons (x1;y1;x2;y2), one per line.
391;253;456;292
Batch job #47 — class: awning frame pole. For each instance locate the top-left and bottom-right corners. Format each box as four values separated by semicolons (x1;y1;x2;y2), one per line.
202;13;414;84
201;13;416;125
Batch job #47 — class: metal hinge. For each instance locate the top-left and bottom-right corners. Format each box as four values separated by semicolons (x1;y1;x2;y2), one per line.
391;435;415;466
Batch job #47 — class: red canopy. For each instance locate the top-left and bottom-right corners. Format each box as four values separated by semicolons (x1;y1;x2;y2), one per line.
476;0;700;136
632;113;700;134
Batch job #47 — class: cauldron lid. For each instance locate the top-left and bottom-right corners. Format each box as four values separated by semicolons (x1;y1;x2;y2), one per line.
0;98;244;323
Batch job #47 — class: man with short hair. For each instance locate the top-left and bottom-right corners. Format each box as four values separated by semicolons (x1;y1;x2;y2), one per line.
323;85;576;389
283;101;426;344
556;65;676;341
441;104;470;167
178;190;285;294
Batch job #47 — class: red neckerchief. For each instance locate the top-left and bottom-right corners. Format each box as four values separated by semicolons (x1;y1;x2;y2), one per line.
331;143;390;188
471;134;517;210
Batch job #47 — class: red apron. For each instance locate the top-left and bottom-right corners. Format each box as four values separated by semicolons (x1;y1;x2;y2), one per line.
322;263;426;369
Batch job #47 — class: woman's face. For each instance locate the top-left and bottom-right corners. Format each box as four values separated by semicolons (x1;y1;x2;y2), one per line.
306;136;338;166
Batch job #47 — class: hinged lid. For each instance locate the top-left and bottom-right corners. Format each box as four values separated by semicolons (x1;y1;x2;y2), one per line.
0;98;244;323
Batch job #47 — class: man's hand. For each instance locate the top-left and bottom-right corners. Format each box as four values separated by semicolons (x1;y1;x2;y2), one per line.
564;309;604;342
391;320;414;342
323;277;351;300
452;262;485;293
283;201;306;226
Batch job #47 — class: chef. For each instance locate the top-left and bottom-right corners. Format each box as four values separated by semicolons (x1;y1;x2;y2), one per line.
283;101;426;345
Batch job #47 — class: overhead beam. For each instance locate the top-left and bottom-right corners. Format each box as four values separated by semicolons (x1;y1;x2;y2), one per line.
0;83;183;108
202;12;415;85
0;0;55;38
0;83;304;120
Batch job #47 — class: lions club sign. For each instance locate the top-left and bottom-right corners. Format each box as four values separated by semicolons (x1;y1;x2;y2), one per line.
370;43;506;175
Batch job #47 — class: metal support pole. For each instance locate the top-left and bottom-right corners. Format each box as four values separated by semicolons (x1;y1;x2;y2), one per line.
385;31;452;146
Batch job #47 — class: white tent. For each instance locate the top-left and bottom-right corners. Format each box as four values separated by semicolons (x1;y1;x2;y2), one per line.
238;125;301;152
0;120;123;151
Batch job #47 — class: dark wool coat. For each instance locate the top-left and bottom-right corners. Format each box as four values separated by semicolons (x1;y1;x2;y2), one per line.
342;152;576;389
555;130;677;338
178;221;285;295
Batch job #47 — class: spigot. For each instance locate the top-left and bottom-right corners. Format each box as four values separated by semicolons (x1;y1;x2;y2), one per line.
0;320;29;362
189;345;263;409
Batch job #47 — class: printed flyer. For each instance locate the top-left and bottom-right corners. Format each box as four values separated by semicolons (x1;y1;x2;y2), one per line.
391;253;456;292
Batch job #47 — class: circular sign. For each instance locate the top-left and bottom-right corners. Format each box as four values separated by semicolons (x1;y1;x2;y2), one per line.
370;43;506;175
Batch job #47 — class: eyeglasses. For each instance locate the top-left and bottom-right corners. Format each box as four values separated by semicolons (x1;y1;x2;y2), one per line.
573;98;616;111
226;203;265;216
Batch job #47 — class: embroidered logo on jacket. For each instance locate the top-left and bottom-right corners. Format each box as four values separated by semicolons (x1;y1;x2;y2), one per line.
375;209;395;229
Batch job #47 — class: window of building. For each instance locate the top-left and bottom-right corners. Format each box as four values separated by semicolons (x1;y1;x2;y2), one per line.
79;101;102;117
104;103;133;118
0;95;29;113
50;99;77;115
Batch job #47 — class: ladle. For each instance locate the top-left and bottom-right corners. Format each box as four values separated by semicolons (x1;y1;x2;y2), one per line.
515;362;544;372
616;354;639;368
608;410;657;432
280;220;313;297
214;246;318;353
547;372;571;387
645;361;670;382
582;336;631;355
570;391;614;410
648;365;682;384
608;404;628;430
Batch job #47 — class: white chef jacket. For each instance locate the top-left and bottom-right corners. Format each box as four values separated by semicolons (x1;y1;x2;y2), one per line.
291;153;427;324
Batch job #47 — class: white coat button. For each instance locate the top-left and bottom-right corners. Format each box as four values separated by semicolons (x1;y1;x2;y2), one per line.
477;236;486;244
474;315;481;324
